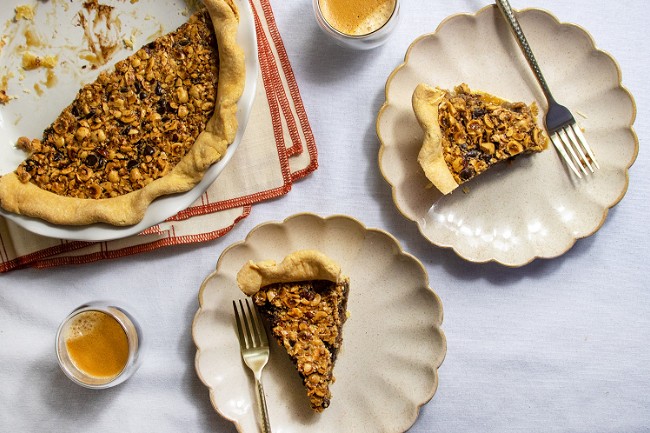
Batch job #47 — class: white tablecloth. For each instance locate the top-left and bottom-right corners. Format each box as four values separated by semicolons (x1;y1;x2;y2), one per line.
1;1;648;432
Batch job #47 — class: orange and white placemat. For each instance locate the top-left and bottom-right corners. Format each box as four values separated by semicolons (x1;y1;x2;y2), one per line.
0;0;317;272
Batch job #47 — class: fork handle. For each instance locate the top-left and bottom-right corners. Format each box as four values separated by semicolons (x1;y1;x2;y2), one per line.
495;0;555;102
255;378;272;433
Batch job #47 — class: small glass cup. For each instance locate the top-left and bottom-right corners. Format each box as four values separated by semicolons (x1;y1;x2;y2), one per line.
56;301;144;389
313;0;400;50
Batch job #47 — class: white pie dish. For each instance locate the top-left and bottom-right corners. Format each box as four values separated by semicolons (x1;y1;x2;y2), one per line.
0;0;258;241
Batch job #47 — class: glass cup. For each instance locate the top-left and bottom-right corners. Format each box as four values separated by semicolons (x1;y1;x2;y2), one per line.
313;0;400;50
56;301;144;389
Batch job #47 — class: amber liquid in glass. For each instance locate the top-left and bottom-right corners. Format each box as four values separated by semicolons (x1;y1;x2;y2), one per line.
318;0;396;36
63;310;129;379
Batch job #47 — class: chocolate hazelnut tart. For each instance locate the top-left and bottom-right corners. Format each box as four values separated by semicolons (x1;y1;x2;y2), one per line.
412;83;548;195
237;250;350;412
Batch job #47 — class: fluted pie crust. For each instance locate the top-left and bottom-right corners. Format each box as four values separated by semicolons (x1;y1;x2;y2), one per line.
412;83;547;195
237;250;350;412
0;0;244;226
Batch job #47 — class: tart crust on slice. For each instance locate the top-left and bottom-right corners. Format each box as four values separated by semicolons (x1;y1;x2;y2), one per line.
237;250;350;412
412;83;547;195
0;0;244;226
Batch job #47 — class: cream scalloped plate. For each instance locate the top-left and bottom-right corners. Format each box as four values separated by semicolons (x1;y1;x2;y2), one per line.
193;213;446;433
0;0;257;241
377;6;638;266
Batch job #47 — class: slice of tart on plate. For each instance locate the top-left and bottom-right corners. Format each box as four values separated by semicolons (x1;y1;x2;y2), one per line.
0;0;245;226
412;83;547;195
237;250;350;412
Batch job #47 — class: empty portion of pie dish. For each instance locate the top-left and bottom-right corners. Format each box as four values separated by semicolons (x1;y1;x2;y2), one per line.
377;6;638;266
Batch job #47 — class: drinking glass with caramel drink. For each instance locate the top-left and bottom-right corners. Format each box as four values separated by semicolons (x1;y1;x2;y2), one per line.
56;301;144;389
313;0;400;49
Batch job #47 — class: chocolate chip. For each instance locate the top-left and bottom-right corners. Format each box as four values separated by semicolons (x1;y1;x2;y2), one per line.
460;166;475;181
472;108;486;119
300;289;315;301
465;150;481;159
85;154;98;166
96;147;109;158
142;145;154;156
156;100;173;114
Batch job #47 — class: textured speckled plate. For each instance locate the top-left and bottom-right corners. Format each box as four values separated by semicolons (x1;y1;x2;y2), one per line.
0;0;257;241
193;213;446;433
377;6;638;266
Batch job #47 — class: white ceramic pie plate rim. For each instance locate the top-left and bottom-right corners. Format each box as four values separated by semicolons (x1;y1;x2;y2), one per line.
377;6;638;266
0;0;258;241
193;213;447;433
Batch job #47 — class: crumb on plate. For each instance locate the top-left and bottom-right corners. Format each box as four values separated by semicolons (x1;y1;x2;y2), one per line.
14;5;35;21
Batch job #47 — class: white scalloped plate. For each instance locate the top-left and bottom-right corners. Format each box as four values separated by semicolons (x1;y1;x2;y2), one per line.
377;6;638;266
0;0;257;241
193;213;446;433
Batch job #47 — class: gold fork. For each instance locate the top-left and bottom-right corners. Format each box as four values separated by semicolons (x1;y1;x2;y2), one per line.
233;299;272;433
496;0;599;178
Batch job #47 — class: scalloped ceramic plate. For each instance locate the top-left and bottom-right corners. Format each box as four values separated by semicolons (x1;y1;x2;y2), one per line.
0;0;257;241
193;213;446;433
377;6;638;266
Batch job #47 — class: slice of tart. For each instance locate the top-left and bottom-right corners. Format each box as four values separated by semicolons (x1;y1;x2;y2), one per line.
237;250;350;412
412;83;547;195
0;0;244;226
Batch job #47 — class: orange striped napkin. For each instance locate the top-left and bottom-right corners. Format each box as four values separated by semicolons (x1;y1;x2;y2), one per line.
0;0;317;272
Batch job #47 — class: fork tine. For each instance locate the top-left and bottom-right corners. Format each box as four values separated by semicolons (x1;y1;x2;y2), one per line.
233;300;247;348
246;300;269;346
569;124;600;170
557;129;589;176
243;299;261;347
239;299;255;348
564;126;594;173
550;133;582;178
564;125;594;173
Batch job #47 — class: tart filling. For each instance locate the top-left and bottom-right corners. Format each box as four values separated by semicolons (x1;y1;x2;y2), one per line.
237;250;350;412
412;83;548;194
0;0;244;226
